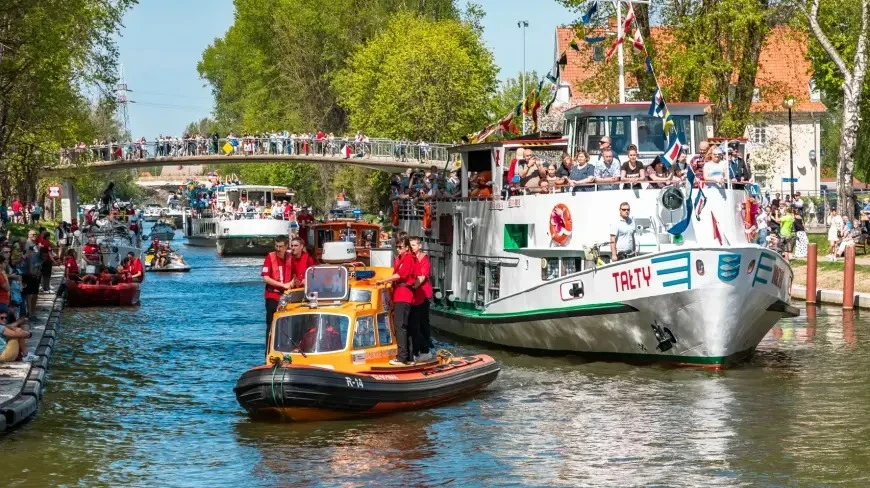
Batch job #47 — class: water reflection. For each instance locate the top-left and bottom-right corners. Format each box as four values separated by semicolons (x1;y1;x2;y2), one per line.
1;230;869;486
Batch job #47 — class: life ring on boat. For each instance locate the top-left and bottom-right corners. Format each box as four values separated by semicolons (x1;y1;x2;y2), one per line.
81;275;98;285
391;200;399;226
549;204;572;246
422;202;432;235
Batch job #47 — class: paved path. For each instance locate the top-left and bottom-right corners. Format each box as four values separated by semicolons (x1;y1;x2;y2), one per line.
0;270;64;431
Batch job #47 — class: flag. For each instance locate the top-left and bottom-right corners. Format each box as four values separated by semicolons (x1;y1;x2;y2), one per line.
557;51;568;66
648;88;665;117
585;36;606;44
632;28;644;54
498;112;514;133
546;71;557;83
581;2;598;25
622;2;636;35
712;213;723;245
663;108;674;134
645;56;653;73
606;37;622;62
694;189;707;221
662;136;683;168
570;39;580;51
668;168;695;236
544;83;559;114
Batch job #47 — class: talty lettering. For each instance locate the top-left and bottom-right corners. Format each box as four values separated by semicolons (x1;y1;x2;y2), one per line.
613;266;654;293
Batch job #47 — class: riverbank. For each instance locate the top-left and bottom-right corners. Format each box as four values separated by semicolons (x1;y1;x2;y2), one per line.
0;269;63;430
790;257;870;309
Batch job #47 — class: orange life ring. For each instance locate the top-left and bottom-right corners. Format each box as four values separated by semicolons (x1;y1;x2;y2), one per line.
422;202;432;234
550;204;573;246
391;200;399;226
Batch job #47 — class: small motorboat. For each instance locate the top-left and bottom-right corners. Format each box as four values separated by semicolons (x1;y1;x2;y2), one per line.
144;248;191;272
148;221;175;241
233;242;500;422
65;278;140;307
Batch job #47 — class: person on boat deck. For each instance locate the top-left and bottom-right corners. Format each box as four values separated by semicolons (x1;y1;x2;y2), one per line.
568;150;595;194
594;149;621;191
127;251;144;283
621;145;645;190
376;236;417;365
591;136;622;168
409;236;433;361
97;265;113;286
115;258;132;283
288;237;316;288
610;202;638;262
703;147;727;187
64;249;80;281
83;236;101;263
262;235;294;341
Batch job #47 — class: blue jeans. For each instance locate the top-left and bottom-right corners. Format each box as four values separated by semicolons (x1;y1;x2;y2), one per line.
757;228;768;245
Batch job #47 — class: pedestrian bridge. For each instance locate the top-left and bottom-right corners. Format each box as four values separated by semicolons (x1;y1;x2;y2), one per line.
49;138;450;176
50;137;454;223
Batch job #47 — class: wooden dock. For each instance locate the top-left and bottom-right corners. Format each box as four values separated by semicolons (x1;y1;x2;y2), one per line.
0;270;64;431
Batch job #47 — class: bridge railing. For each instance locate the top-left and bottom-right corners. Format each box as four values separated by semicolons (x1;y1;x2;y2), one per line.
58;137;451;166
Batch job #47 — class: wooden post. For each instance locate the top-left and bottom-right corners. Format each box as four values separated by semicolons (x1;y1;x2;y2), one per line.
843;245;856;310
806;243;818;304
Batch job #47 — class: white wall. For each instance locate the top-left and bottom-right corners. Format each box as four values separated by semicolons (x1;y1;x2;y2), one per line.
745;112;822;195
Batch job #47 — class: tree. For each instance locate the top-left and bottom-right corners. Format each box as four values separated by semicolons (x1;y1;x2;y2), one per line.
800;0;869;215
333;12;498;142
490;71;543;119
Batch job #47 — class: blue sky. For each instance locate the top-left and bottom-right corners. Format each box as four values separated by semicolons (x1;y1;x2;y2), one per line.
116;0;575;139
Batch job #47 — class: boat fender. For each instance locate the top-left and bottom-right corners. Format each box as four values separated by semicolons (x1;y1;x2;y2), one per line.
2;395;37;427
422;202;432;235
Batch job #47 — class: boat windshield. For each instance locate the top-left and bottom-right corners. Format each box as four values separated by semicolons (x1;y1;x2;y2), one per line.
272;314;350;354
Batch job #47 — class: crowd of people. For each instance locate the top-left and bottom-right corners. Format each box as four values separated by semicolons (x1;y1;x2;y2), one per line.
61;131;438;163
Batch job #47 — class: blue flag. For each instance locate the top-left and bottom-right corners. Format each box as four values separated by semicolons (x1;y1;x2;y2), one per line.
584;36;606;44
645;56;653;74
648;88;664;117
581;3;598;25
668;168;695;236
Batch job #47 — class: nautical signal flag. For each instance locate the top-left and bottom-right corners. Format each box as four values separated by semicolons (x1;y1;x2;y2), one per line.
632;28;644;54
663;108;675;134
581;2;598;25
694;189;707;221
645;56;654;74
712;213;725;245
649;88;665;117
622;2;636;35
668;167;695;236
606;37;622;62
662;137;683;168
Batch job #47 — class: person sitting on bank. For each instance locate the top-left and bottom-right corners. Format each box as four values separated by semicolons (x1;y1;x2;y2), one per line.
0;310;35;363
610;202;637;262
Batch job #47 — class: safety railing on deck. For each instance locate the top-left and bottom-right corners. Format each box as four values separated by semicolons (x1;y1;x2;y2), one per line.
58;138;450;165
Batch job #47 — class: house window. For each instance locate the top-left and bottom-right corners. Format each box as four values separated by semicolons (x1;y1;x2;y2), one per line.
593;45;604;62
750;124;767;146
752;87;761;103
809;80;821;102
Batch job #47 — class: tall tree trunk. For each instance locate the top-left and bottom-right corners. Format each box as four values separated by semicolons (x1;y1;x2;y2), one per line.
727;1;769;137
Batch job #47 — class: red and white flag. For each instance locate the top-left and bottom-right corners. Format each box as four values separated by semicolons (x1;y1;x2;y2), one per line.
606;37;623;62
712;213;723;245
632;28;644;54
623;2;636;35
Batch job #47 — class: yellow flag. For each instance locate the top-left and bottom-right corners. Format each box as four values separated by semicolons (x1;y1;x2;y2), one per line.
222;142;233;155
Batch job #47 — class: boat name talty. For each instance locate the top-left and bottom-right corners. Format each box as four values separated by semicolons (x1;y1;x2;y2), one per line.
612;266;652;292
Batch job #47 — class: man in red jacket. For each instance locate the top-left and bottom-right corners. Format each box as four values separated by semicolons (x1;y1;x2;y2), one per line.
288;237;316;288
261;235;294;341
409;236;433;361
376;236;416;365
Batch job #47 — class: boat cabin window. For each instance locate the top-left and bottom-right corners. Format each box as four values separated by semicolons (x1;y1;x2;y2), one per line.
376;312;392;346
636;116;665;152
272;314;350;353
543;257;586;280
692;115;707;154
464;150;492;173
352;316;376;348
317;229;333;249
561;257;584;275
305;266;349;301
360;229;377;248
585;116;606;150
542;258;560;281
339;229;356;245
608;116;631;154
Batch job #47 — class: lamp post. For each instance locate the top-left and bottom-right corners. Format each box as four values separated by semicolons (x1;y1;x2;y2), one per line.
783;96;796;198
517;20;529;134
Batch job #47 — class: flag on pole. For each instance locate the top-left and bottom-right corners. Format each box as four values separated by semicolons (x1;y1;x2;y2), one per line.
663;108;675;134
645;56;654;73
662;136;683;168
581;2;598;25
606;37;622;62
622;2;636;34
557;51;568;66
712;213;723;245
648;88;665;117
668;168;695;236
632;28;644;54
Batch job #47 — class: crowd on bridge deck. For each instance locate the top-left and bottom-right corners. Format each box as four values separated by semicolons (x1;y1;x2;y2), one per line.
61;130;437;164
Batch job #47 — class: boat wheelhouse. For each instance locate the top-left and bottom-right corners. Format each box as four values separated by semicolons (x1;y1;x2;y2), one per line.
395;102;797;368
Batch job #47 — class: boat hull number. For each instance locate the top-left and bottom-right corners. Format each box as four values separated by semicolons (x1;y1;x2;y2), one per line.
345;377;364;389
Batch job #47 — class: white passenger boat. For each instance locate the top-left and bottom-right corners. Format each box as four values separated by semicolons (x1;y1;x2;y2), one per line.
214;185;295;256
148;221;175;241
396;104;796;368
143;204;164;222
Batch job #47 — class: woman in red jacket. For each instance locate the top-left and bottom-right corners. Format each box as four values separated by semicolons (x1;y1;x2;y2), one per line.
376;236;416;365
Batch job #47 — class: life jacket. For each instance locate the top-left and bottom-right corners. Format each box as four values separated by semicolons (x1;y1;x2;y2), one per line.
265;251;293;298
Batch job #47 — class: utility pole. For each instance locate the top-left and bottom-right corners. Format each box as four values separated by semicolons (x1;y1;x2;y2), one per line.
615;0;625;103
518;20;529;134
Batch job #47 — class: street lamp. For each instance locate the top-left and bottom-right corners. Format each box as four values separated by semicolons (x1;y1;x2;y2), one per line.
783;96;796;198
517;20;529;134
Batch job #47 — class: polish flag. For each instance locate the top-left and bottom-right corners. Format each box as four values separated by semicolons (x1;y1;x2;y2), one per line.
712;213;723;245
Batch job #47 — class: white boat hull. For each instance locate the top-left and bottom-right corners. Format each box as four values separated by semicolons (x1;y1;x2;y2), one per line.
216;218;290;256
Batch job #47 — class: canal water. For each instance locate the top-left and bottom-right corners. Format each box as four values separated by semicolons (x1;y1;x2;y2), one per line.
2;232;869;487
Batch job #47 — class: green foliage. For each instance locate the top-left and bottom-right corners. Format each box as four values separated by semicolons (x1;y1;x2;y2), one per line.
490;71;546;119
333;12;498;142
184;117;230;137
0;0;136;201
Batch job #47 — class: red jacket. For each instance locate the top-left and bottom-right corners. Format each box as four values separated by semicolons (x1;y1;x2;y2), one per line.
261;251;293;301
129;258;144;282
392;252;416;303
412;254;433;305
291;251;317;286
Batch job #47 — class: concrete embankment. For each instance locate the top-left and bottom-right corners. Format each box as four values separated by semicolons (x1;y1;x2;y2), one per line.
791;285;870;310
0;270;64;431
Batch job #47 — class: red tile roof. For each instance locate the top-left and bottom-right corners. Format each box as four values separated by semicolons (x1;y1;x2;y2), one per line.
555;25;827;113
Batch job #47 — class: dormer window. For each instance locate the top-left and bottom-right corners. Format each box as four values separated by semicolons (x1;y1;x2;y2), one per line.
809;79;821;102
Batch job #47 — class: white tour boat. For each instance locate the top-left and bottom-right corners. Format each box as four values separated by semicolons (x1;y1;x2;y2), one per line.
397;103;797;368
142;204;164;222
214;185;295;256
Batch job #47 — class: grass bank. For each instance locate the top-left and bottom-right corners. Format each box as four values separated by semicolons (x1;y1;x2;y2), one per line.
791;259;870;294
